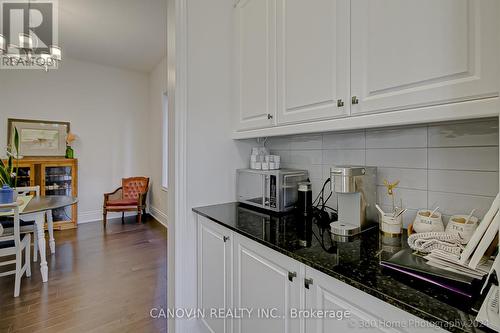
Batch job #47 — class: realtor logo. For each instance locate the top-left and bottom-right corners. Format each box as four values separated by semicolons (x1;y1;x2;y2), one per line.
0;0;59;70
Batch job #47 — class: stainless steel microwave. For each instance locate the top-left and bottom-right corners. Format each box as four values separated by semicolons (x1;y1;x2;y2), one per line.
236;168;309;212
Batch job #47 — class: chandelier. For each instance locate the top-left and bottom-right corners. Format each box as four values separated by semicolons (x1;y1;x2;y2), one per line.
0;33;62;71
0;0;61;71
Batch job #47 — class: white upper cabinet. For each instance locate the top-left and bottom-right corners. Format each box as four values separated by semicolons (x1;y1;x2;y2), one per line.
276;0;349;124
350;0;500;115
233;0;500;138
235;0;276;130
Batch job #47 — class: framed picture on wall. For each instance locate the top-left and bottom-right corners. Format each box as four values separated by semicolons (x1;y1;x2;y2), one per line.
7;118;70;157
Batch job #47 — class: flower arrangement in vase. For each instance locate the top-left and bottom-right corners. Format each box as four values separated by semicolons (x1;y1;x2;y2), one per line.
379;179;404;236
0;127;20;187
383;179;400;213
65;132;77;158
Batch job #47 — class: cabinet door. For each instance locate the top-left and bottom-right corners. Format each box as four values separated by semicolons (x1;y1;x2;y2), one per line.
276;0;349;124
198;217;232;333
42;162;77;228
305;267;445;333
351;0;500;115
14;165;34;187
235;0;276;131
233;234;302;333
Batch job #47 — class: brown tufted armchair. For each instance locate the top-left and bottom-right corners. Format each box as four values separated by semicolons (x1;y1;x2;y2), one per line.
103;177;149;226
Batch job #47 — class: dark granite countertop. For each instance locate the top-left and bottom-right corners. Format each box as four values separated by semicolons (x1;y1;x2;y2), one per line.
193;202;494;333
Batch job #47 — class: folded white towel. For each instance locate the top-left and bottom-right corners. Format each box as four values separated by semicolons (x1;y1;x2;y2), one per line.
408;232;464;255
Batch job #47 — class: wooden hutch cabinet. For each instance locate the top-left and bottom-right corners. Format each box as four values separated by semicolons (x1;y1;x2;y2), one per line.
12;158;78;229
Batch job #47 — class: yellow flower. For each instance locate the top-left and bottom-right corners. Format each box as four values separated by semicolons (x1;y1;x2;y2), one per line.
66;132;76;145
383;179;400;196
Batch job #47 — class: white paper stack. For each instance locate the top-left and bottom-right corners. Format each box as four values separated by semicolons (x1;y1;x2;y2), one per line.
423;193;500;280
425;250;493;279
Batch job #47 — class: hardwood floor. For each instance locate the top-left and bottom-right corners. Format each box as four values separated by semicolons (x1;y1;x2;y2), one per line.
0;216;167;333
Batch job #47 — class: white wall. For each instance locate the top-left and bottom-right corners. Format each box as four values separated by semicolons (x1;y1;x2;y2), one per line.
148;56;169;226
267;118;499;227
0;57;150;222
174;0;253;329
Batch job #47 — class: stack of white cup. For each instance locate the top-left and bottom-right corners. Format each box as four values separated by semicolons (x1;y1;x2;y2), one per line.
250;147;280;170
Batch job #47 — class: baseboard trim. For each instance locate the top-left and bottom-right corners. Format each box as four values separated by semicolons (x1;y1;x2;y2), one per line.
150;206;168;228
78;209;138;224
78;210;102;224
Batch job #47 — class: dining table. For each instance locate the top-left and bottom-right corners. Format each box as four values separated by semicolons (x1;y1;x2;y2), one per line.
19;195;78;283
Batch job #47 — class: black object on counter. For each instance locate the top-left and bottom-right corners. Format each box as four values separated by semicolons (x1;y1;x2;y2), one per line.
297;182;313;247
380;248;483;311
297;182;313;215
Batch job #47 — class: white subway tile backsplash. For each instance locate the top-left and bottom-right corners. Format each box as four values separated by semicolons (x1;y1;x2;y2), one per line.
310;179;326;200
366;148;427;168
428;147;499;171
287;164;323;180
288;150;322;166
427;192;495;218
290;135;322;150
322;165;331;180
266;136;292;150
322;149;365;166
377;187;427;210
376;168;427;190
322;131;365;150
366;126;427;149
428;120;499;148
263;118;498;221
428;170;499;197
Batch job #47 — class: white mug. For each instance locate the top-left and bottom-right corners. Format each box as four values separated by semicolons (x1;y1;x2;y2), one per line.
380;213;403;235
445;215;478;244
413;209;444;233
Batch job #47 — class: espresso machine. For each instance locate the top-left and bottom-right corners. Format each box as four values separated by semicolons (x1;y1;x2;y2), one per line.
330;166;377;236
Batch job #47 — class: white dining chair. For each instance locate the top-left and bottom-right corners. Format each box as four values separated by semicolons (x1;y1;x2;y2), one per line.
0;202;31;297
1;187;40;262
14;186;40;197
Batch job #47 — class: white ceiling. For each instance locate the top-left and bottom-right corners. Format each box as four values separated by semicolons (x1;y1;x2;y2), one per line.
58;0;167;73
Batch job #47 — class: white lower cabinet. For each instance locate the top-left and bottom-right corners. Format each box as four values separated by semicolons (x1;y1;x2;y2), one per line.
304;268;445;333
197;216;233;333
304;267;387;332
233;233;303;333
197;217;446;333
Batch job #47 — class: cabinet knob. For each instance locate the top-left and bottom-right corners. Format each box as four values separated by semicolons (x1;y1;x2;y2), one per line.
351;96;359;105
223;236;230;242
304;278;313;289
267;114;273;120
288;271;297;282
337;99;344;107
